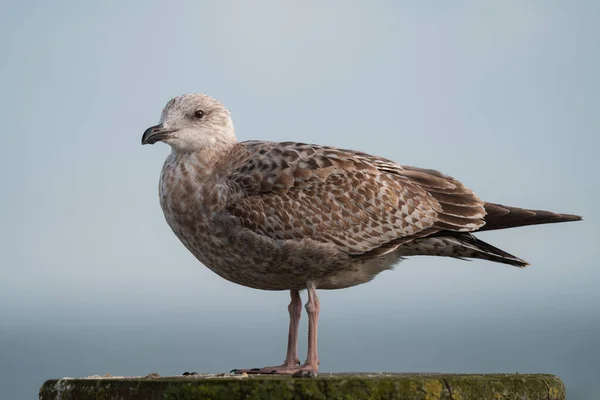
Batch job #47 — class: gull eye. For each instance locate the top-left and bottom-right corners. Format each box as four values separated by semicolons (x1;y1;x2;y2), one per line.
194;110;205;119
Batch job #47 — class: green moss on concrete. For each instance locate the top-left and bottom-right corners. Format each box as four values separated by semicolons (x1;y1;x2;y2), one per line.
39;373;565;400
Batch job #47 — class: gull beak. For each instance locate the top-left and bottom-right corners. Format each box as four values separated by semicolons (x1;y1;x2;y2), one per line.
141;124;175;145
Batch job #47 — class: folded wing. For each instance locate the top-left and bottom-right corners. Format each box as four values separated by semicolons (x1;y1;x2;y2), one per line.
225;141;486;257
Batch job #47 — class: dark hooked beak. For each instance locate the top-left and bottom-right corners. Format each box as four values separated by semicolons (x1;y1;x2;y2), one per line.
141;124;175;145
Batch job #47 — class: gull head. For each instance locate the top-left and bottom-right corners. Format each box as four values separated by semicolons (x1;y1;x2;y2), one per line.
142;93;236;152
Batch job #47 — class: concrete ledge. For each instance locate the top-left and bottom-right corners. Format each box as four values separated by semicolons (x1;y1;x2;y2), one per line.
39;373;565;400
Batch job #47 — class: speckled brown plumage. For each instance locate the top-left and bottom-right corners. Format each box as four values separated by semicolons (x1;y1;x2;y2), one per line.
142;93;582;376
142;94;582;291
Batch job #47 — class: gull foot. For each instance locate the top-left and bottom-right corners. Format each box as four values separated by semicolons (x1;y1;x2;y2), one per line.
230;364;298;375
231;363;317;377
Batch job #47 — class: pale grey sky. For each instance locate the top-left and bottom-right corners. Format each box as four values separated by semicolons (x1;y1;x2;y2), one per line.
1;1;598;398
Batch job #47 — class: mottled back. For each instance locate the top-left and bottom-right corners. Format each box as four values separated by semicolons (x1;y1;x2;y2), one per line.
224;141;486;256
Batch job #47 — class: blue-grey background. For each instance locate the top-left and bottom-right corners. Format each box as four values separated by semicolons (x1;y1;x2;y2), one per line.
1;1;598;399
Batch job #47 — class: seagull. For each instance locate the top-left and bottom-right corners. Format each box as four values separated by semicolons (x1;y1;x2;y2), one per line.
142;93;581;377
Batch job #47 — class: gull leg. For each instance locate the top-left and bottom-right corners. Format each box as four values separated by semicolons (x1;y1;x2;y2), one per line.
231;285;321;377
231;289;302;374
291;282;320;377
284;289;302;366
232;284;320;377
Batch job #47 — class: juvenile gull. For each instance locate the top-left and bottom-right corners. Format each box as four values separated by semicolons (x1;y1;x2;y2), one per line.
142;93;581;377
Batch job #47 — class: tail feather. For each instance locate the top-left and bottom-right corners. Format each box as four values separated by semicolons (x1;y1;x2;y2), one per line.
397;234;529;267
395;203;581;267
477;202;582;232
454;233;528;267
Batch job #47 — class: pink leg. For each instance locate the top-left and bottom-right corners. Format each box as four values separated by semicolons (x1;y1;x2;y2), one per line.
231;285;321;377
290;282;320;377
231;289;302;374
284;289;302;366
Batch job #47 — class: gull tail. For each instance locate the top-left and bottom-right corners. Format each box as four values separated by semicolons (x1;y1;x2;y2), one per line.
397;234;529;267
477;202;582;232
397;204;581;268
452;233;529;267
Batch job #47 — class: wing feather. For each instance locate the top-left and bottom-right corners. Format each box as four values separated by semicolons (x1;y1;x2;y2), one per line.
224;141;485;256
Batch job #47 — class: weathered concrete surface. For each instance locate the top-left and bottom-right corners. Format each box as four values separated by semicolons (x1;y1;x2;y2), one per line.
39;372;565;400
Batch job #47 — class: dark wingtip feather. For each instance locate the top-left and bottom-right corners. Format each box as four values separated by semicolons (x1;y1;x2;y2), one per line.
518;261;530;268
562;214;583;222
478;203;582;232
